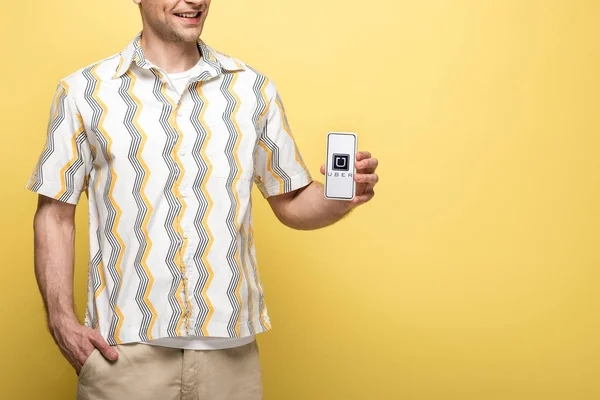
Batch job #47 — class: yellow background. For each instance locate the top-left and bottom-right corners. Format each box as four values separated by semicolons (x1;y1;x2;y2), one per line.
1;0;599;399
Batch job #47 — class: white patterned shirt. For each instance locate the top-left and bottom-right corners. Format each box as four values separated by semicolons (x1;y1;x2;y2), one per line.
27;33;312;346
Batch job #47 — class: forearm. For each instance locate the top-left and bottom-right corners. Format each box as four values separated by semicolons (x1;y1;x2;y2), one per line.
278;181;355;230
33;208;78;331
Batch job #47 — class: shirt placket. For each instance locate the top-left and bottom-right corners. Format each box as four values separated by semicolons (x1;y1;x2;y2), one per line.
177;93;192;334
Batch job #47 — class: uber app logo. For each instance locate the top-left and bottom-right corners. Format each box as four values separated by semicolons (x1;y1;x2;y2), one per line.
332;154;350;171
328;153;353;178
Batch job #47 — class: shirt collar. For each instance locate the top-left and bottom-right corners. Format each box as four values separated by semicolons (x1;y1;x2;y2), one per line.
113;32;244;79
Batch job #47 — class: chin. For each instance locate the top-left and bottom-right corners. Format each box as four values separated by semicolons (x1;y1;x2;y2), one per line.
178;29;204;43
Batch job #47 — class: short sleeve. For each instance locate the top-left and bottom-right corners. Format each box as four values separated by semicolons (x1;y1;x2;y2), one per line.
253;81;312;198
26;81;93;205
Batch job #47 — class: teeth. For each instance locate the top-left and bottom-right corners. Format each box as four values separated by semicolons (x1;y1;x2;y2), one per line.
176;12;199;18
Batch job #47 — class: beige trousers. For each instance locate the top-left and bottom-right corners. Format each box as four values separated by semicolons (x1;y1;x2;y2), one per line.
76;341;262;400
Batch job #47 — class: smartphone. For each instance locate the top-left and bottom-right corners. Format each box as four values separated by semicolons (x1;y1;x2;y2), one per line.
325;132;357;201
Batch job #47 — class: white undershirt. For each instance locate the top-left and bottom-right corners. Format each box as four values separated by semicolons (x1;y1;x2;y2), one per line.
168;67;196;96
145;335;256;350
141;66;255;351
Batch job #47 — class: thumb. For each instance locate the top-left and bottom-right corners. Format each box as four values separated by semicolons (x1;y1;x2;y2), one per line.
320;164;325;175
90;332;118;361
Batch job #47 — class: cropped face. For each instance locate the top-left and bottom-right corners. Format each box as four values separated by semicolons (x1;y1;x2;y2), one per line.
134;0;211;43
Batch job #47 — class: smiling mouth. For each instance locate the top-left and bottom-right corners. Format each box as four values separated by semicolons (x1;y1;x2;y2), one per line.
174;12;201;18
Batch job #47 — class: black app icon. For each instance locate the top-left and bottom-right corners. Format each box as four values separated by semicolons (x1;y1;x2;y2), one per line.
332;154;350;171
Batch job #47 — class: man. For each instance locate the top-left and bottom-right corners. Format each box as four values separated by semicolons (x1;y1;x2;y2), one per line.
27;0;379;398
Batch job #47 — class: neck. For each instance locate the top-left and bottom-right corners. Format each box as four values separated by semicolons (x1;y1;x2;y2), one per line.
140;29;200;73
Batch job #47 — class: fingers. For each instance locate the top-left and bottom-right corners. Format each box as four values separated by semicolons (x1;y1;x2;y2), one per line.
356;157;378;172
356;151;372;161
354;173;379;186
53;323;118;375
320;164;325;175
89;331;119;361
352;190;375;206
